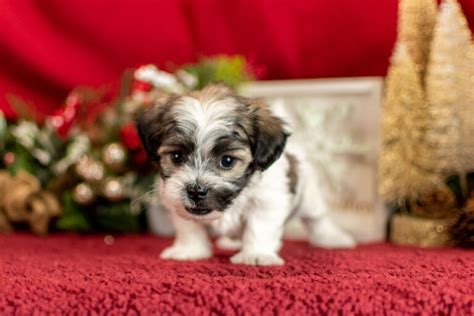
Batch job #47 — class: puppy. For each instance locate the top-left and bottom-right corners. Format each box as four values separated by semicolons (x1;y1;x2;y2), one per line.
136;84;355;266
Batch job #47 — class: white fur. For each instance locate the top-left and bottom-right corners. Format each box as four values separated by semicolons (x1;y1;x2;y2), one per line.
155;96;356;266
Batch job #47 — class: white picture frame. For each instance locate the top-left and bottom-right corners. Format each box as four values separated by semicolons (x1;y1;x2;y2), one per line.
240;77;386;243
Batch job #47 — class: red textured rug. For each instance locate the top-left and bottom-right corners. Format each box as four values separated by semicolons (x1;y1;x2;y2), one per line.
0;234;473;315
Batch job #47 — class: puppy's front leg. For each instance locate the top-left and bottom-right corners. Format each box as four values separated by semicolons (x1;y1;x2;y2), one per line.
230;212;285;266
160;212;212;261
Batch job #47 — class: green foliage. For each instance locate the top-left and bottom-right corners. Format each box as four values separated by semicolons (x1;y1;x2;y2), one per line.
94;202;143;233
185;55;254;89
56;192;91;232
7;145;35;175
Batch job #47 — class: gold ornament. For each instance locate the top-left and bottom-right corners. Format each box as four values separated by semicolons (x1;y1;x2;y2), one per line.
102;177;125;201
0;171;10;202
0;172;12;233
379;44;442;203
424;0;474;178
390;213;452;247
0;210;12;233
72;183;95;205
3;171;41;221
398;0;437;80
102;143;127;171
0;170;61;235
75;155;104;183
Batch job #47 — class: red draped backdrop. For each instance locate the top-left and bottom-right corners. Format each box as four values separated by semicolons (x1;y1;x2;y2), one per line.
1;0;473;118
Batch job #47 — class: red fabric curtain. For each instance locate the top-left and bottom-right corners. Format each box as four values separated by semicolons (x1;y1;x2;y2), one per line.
0;0;473;118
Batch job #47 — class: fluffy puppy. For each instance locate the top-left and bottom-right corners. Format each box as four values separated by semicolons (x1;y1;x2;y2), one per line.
136;84;355;266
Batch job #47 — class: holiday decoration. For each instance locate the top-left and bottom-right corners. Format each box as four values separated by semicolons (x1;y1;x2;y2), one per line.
450;197;474;247
0;171;12;233
381;0;474;247
46;94;82;139
409;187;458;219
0;171;60;235
102;177;125;202
75;156;105;183
102;143;127;171
0;211;12;233
425;0;474;176
379;43;442;203
72;183;95;205
0;55;256;235
398;0;437;79
390;213;451;247
287;101;369;200
185;55;256;89
3;152;15;166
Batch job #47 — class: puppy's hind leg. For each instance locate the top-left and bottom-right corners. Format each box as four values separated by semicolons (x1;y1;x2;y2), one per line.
304;216;355;249
298;165;356;249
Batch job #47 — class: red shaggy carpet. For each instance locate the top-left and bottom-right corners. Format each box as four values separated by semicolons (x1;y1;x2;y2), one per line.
0;235;473;315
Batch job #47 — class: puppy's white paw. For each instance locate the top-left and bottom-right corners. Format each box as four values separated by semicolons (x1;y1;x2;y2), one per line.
160;244;212;261
230;251;284;266
310;231;356;249
307;217;356;249
216;236;242;251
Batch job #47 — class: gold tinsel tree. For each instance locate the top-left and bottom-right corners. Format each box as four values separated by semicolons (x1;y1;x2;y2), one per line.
379;44;442;202
383;0;474;247
379;0;441;204
425;0;474;177
381;0;474;204
398;0;438;81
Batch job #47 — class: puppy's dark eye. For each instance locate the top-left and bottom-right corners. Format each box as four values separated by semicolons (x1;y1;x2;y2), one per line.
170;151;185;165
220;155;237;169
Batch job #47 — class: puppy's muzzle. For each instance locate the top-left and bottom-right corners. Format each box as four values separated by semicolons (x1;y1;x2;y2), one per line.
184;183;213;216
186;183;208;202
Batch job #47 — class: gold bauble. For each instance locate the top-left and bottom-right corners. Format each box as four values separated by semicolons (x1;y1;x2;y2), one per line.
102;143;127;171
75;156;104;183
72;183;95;205
102;178;125;202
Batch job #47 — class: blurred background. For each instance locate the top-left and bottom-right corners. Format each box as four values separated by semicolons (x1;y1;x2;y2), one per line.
4;0;470;117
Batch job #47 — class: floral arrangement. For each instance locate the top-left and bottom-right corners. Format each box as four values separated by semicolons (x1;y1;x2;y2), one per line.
0;55;258;234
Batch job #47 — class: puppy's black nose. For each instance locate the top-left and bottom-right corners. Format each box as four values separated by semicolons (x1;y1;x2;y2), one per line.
186;184;208;202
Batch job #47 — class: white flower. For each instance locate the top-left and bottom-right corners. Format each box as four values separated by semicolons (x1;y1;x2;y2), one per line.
11;121;39;149
134;65;183;93
52;134;90;175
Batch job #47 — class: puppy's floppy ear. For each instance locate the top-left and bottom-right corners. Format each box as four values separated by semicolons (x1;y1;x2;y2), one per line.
135;95;174;162
246;98;290;171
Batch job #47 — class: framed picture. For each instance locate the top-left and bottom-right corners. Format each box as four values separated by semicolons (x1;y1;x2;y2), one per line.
241;77;386;243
